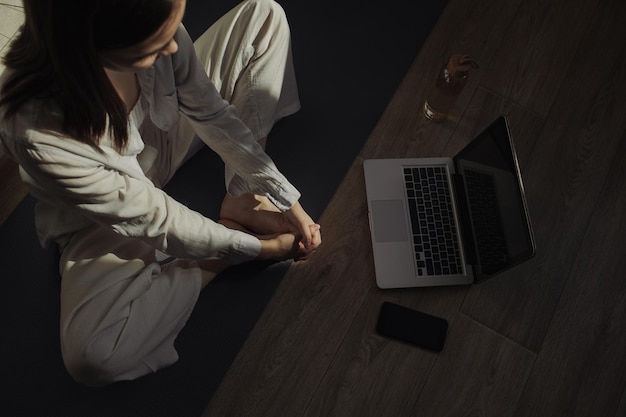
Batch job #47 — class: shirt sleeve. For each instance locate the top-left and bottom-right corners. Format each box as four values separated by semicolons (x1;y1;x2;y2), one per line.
167;25;301;211
16;135;261;264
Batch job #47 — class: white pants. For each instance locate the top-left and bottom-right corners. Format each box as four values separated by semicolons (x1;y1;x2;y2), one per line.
60;0;299;387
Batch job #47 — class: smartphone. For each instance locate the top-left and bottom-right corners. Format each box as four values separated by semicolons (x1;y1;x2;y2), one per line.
376;301;448;352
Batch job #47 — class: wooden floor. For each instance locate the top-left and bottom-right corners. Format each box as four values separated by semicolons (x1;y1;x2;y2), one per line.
201;0;626;416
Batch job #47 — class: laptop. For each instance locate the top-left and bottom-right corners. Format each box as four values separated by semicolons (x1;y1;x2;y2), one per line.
363;115;536;289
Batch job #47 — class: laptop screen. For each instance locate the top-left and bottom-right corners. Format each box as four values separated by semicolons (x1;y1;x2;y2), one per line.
453;116;536;282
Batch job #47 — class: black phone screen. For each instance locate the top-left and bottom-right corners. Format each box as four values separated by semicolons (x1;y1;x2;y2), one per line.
376;302;448;352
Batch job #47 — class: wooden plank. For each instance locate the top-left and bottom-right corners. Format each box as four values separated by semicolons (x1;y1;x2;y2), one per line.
480;0;599;116
410;314;535;417
461;0;626;352
512;129;626;417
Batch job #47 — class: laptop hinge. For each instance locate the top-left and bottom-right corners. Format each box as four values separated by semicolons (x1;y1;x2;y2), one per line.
452;173;478;266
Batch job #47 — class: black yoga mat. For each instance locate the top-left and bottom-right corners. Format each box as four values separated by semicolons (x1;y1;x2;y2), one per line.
0;1;447;416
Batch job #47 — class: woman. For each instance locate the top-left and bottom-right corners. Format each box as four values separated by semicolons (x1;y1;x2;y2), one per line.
0;0;321;386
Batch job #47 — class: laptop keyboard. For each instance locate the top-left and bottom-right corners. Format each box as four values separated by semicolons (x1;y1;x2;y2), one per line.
404;166;463;276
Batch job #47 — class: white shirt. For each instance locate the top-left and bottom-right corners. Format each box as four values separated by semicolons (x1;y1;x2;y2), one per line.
0;26;300;264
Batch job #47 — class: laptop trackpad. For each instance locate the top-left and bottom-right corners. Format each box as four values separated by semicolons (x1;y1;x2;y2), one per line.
371;200;408;242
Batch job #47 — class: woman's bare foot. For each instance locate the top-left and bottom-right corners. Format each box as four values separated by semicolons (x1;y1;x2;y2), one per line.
219;218;309;261
220;193;294;235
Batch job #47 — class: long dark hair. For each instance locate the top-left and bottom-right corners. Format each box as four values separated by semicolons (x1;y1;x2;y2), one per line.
0;0;175;151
